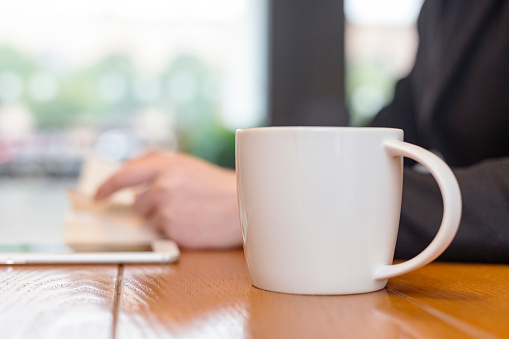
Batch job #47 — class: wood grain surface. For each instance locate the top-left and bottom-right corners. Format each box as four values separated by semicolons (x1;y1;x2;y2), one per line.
117;251;251;339
117;251;508;339
388;262;509;338
0;265;118;339
1;252;508;339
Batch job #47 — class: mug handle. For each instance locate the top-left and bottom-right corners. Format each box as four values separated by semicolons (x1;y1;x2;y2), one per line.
373;140;462;280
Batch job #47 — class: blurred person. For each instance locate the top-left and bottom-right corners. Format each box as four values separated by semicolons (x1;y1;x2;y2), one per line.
96;0;509;262
369;0;509;263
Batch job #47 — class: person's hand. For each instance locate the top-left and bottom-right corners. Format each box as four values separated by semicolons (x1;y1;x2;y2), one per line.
94;151;242;249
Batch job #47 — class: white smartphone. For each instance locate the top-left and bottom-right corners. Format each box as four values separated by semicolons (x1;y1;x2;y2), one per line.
0;239;180;265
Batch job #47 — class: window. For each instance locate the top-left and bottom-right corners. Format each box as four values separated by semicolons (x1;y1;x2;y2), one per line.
0;0;267;175
345;0;424;125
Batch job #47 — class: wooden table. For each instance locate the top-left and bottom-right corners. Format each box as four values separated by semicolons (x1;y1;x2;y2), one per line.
1;251;508;339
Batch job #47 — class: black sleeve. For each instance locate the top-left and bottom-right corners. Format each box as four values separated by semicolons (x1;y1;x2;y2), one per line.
368;0;509;263
371;77;420;147
396;157;509;263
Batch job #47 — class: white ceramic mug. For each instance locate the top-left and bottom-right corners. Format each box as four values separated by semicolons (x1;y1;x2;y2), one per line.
235;127;462;295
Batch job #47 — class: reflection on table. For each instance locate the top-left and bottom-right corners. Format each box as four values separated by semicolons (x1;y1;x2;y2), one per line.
1;250;508;338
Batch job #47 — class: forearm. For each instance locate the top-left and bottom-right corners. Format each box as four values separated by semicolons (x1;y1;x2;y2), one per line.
396;157;509;263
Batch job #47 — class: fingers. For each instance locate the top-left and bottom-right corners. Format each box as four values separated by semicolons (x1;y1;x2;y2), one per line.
94;153;170;201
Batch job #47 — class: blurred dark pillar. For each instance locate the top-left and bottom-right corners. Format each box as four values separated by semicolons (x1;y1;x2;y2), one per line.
269;0;348;126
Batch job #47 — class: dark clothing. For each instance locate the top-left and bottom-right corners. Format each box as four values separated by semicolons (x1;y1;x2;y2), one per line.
372;0;509;263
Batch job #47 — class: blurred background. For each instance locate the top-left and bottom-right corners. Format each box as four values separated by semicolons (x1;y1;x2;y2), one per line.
0;0;266;175
0;0;423;242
